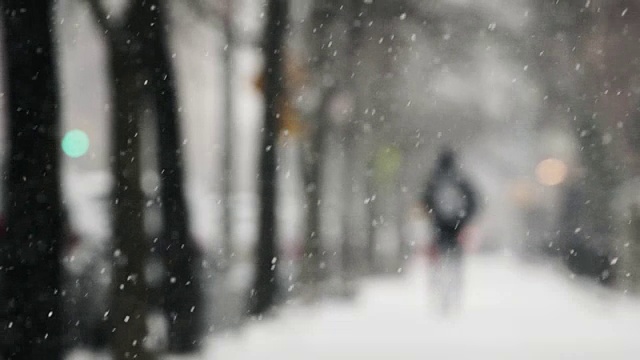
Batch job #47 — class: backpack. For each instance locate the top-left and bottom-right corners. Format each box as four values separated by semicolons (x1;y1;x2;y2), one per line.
431;175;469;230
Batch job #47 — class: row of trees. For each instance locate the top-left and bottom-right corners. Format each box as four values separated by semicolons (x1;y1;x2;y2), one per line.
248;0;640;312
249;0;528;311
0;0;206;358
0;0;294;357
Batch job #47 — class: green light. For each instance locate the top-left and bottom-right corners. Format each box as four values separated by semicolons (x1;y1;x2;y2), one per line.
61;129;90;158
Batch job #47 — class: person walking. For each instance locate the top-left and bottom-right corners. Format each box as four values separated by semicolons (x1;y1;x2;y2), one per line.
422;147;478;314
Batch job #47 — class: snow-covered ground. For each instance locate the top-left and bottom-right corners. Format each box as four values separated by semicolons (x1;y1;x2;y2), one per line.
68;251;640;359
204;253;640;360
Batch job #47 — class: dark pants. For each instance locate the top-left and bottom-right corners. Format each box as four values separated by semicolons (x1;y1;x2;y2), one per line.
431;228;463;314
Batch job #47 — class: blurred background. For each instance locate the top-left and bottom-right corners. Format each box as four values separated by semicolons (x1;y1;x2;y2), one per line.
2;0;640;359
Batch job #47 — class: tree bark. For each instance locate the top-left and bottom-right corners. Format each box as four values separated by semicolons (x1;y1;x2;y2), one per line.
298;0;339;294
87;0;204;353
343;0;367;278
1;1;63;358
85;1;156;358
220;0;235;269
147;1;203;351
248;0;288;316
106;29;155;360
300;89;331;293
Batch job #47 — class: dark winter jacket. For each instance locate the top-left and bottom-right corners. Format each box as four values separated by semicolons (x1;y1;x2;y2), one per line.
422;152;478;246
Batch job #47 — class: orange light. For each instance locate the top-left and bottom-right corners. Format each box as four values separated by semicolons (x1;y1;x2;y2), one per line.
535;158;568;186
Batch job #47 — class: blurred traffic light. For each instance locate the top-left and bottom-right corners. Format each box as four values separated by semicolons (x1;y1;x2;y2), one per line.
535;158;568;186
61;129;90;158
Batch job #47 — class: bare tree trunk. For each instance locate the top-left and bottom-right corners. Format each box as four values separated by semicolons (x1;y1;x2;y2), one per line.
88;0;204;353
106;32;154;360
148;1;203;352
300;90;331;294
220;0;235;269
0;1;63;358
625;204;640;291
341;127;360;279
365;156;378;272
341;0;366;281
248;0;288;316
396;150;410;269
299;0;341;294
86;1;157;358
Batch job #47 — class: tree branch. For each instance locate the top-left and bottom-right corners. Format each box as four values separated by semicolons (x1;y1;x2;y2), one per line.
84;0;115;33
401;0;529;64
181;0;222;25
177;0;261;46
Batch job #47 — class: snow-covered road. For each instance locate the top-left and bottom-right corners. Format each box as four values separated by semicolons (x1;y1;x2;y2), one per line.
205;253;640;360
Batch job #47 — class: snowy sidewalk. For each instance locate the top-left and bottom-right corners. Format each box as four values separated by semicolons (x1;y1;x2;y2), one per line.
205;253;640;360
